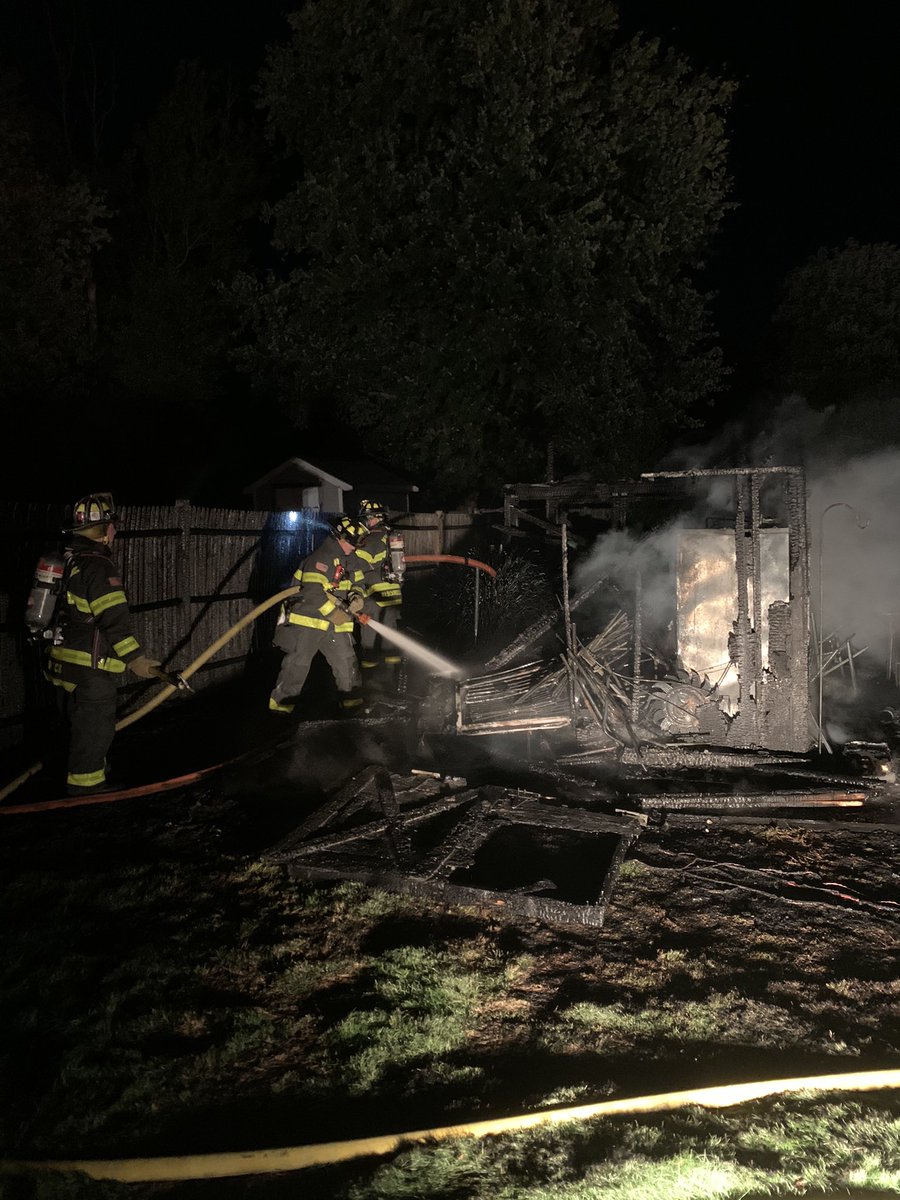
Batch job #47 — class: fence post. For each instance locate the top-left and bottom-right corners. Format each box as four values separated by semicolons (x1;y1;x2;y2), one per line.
435;510;445;555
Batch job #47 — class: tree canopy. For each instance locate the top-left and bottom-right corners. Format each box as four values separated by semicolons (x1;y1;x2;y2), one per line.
238;0;734;500
772;239;900;407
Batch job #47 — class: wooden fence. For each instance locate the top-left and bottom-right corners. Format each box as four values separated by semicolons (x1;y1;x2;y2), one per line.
389;510;485;557
0;503;480;754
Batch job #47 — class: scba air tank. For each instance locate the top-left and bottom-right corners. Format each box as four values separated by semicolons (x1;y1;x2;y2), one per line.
388;532;405;583
25;551;68;638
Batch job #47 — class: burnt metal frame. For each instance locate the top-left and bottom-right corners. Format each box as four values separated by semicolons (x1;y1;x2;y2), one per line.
267;768;642;927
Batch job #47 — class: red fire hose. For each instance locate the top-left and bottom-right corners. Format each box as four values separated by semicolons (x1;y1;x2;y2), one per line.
403;555;496;577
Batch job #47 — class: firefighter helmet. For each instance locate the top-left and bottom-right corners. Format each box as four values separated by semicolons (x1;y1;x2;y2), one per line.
333;516;368;547
69;493;118;532
358;498;387;526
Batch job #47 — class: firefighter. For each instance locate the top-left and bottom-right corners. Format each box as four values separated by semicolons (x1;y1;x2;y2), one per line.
268;516;369;716
355;499;404;688
45;493;161;796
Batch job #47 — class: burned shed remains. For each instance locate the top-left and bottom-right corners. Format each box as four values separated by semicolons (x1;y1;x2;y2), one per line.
455;466;812;761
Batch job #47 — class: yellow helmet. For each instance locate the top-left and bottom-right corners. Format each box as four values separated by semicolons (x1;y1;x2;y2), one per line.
358;498;387;523
333;516;368;547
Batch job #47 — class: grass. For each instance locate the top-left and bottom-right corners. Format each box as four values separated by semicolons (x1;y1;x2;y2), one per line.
1;824;899;1200
319;941;519;1094
542;990;837;1054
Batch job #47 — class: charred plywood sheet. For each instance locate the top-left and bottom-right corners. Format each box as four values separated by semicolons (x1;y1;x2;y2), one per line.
267;770;641;926
676;528;789;707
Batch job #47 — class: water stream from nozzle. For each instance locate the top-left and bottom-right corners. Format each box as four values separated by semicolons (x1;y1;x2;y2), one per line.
362;617;461;678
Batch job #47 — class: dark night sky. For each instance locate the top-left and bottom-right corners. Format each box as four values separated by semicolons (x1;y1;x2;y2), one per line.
9;0;899;314
619;1;900;386
4;0;900;485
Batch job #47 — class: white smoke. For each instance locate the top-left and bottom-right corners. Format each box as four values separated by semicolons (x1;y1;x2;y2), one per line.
571;525;678;634
731;395;900;662
572;394;900;679
807;450;900;660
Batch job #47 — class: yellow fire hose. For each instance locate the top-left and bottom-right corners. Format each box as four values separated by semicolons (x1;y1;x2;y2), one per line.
2;1068;898;1183
0;587;301;804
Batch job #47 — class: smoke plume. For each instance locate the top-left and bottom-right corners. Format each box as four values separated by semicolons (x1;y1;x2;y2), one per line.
573;395;900;696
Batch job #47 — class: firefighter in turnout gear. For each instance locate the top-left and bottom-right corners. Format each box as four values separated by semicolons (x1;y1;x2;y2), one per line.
356;499;404;686
45;494;161;795
268;517;369;716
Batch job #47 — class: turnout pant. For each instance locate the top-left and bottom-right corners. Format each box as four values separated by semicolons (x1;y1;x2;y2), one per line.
359;604;402;670
63;671;118;794
270;625;362;713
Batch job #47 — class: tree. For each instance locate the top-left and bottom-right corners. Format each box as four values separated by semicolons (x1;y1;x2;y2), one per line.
103;62;263;414
772;239;900;407
238;0;733;500
0;77;109;399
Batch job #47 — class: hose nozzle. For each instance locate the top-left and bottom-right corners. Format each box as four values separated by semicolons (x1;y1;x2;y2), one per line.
152;667;193;692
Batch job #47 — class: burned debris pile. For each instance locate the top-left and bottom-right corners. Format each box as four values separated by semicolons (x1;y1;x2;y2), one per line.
455;610;725;755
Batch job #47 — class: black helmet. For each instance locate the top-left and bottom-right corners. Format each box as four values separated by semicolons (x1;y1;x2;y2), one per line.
69;492;118;532
333;516;368;547
358;498;387;525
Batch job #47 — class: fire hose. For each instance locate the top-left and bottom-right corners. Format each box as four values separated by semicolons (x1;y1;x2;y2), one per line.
0;586;303;805
403;554;497;577
2;1068;898;1182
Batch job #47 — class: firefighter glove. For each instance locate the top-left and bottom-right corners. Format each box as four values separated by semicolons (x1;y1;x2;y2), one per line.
129;655;163;679
347;590;365;615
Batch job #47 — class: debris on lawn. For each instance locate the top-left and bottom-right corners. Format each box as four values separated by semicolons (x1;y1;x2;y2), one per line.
268;465;900;926
265;765;642;926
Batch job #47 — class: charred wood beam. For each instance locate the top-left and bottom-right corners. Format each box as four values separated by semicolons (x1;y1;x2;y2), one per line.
264;766;384;861
616;748;808;769
286;863;613;927
764;768;882;789
274;790;483;859
639;790;868;810
733;475;755;732
641;467;805;479
787;470;811;751
491;799;643;837
661;813;900;833
376;771;415;869
598;833;637;909
418;801;494;879
505;504;585;545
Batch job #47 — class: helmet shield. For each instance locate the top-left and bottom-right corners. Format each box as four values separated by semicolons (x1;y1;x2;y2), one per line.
70;493;118;532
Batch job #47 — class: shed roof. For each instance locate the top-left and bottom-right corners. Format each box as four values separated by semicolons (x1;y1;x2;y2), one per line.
243;457;353;493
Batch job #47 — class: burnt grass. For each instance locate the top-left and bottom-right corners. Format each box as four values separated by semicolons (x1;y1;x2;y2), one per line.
1;696;899;1198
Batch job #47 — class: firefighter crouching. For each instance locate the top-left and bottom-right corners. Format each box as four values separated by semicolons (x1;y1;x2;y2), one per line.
269;516;369;716
356;499;404;687
41;494;161;796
